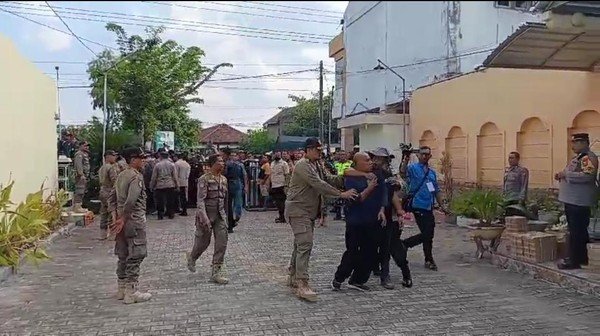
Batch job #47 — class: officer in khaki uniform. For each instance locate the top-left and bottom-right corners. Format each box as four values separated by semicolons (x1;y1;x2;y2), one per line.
73;141;90;213
186;154;229;284
285;138;358;302
110;147;152;304
98;150;119;240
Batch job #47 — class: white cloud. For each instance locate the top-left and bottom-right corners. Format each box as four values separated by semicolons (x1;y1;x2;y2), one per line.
37;28;73;52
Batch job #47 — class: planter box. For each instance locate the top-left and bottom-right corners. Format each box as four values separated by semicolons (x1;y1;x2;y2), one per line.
538;210;560;224
590;218;600;240
588;243;600;271
456;216;479;228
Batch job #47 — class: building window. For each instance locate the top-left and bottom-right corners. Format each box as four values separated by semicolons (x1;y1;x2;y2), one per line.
495;1;531;10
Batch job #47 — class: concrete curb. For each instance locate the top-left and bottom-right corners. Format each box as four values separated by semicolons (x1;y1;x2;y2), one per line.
492;253;600;297
0;221;78;283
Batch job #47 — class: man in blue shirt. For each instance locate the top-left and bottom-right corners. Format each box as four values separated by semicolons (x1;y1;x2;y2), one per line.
399;146;446;271
222;148;248;233
332;152;386;291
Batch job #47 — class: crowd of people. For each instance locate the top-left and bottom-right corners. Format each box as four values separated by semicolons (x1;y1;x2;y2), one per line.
69;130;597;305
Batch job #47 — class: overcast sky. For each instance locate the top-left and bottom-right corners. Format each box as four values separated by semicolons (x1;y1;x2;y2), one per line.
0;1;347;131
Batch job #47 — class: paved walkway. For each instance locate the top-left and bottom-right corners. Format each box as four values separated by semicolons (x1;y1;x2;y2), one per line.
1;210;599;335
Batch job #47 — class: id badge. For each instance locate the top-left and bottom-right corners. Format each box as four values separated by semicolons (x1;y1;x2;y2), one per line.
426;182;435;192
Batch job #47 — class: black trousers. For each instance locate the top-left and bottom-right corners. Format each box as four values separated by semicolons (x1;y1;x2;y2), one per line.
145;189;155;214
270;186;286;220
179;187;188;214
155;188;176;218
376;219;392;281
334;224;377;284
564;203;591;266
405;209;435;263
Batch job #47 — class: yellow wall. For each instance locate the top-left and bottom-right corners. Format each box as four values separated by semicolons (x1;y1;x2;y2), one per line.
0;34;58;203
411;68;600;189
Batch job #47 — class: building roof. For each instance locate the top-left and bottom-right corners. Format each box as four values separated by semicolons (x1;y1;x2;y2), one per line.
263;107;294;127
533;1;600;17
199;124;246;144
482;22;600;71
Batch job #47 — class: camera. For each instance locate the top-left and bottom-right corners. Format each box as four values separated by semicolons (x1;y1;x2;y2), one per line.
399;143;419;158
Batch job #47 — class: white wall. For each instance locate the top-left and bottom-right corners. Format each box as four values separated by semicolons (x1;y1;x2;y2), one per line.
358;124;404;173
0;34;58;204
343;1;540;114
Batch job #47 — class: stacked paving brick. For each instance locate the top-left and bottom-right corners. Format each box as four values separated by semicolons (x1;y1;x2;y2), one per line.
588;243;600;270
499;216;558;263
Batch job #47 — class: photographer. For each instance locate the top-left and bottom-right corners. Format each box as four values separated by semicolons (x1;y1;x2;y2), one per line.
399;146;446;271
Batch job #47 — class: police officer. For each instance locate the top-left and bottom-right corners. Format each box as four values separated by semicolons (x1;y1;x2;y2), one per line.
110;147;152;304
186;154;230;284
73;141;90;213
98;150;119;240
150;150;179;220
556;133;599;270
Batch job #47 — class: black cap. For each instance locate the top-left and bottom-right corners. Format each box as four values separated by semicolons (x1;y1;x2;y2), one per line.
572;133;589;142
367;147;395;159
104;150;118;157
122;147;147;160
305;137;322;149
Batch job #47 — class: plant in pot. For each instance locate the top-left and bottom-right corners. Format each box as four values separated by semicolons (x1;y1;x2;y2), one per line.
530;190;561;224
462;189;506;258
439;151;456;224
450;189;479;228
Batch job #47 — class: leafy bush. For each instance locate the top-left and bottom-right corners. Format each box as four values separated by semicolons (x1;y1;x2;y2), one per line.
451;189;504;226
0;181;68;268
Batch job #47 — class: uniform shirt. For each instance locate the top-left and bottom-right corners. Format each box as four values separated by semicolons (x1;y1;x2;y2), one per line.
558;149;599;207
285;158;343;219
503;165;529;202
115;168;147;227
74;150;90;177
197;172;228;222
334;160;353;176
175;159;191;188
150;159;179;190
98;163;118;191
270;159;290;189
406;163;439;211
143;158;156;189
344;174;386;226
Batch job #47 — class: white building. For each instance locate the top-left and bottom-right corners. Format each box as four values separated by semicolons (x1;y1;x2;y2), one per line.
334;1;540;164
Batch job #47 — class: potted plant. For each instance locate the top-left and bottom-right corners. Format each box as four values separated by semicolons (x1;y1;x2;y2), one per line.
450;189;479;228
460;189;506;258
530;191;561;224
439;151;456;224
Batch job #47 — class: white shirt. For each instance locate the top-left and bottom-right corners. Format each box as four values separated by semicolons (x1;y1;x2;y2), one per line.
270;160;290;188
175;159;191;188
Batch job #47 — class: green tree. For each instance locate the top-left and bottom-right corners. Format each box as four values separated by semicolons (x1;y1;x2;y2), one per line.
87;23;230;149
240;129;276;154
283;93;339;143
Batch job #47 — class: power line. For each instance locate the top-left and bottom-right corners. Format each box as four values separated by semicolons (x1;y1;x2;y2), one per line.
201;1;341;19
0;7;115;50
243;1;344;15
43;1;97;56
339;47;498;77
6;1;333;40
143;1;339;25
2;7;329;44
58;85;315;92
35;60;334;68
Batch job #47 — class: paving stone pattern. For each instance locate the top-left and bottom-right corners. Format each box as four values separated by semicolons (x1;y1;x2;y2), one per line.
1;210;599;335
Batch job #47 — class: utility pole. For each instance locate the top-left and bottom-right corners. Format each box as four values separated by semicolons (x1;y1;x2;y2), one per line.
328;85;334;155
55;66;61;135
318;60;324;145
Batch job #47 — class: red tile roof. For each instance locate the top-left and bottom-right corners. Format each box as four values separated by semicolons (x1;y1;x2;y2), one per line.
199;124;247;144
